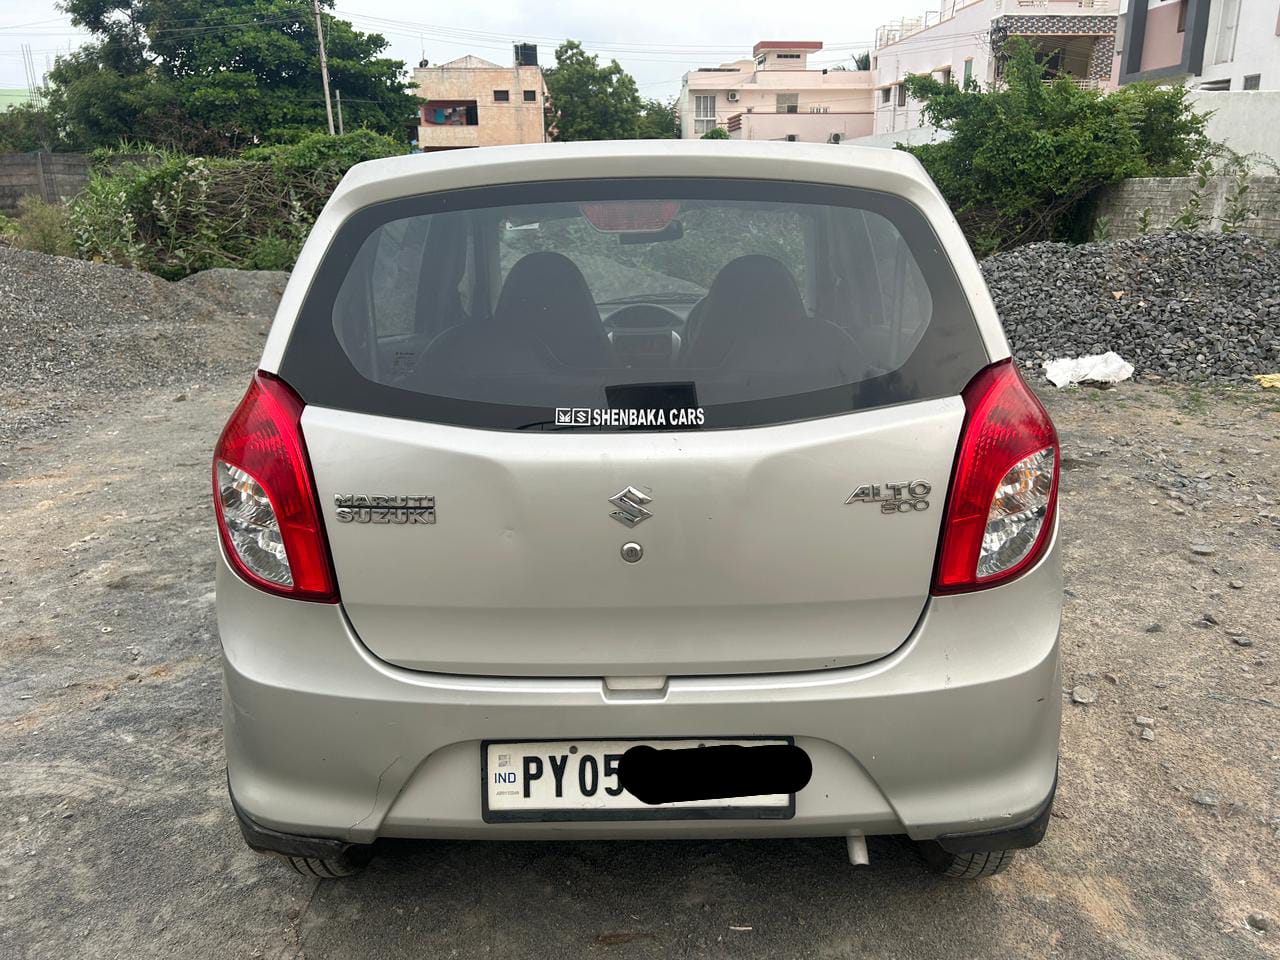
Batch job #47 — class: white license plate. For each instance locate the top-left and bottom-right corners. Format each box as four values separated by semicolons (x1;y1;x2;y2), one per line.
483;738;794;822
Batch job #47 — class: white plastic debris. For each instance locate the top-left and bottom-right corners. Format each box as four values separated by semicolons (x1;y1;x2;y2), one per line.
1043;351;1134;388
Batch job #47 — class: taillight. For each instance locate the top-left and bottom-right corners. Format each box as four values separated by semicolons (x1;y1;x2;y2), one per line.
213;372;338;602
933;359;1059;594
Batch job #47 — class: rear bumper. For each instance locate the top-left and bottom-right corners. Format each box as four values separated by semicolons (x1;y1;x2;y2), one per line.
217;526;1062;845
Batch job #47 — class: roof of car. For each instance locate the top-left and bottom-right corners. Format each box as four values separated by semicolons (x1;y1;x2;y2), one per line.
334;139;945;212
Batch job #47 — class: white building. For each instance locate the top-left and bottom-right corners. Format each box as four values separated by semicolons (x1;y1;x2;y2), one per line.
871;0;1122;136
678;41;876;143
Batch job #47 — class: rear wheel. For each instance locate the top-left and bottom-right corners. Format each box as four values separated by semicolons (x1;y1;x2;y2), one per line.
280;847;373;879
914;841;1016;878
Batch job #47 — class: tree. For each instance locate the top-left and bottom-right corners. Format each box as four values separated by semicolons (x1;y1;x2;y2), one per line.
637;97;679;139
900;38;1208;253
0;104;63;153
853;51;871;71
45;0;419;154
544;40;642;141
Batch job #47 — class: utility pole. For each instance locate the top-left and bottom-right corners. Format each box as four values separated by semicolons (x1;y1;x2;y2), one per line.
312;0;336;135
335;89;345;135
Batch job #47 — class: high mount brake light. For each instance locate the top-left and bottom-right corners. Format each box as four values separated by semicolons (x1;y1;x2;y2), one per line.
933;359;1059;594
213;372;338;603
580;200;681;232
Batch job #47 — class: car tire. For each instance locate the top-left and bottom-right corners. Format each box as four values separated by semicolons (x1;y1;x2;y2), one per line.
913;841;1016;878
281;848;373;879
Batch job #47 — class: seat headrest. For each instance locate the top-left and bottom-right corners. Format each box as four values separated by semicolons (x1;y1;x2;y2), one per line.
493;252;614;367
685;255;807;367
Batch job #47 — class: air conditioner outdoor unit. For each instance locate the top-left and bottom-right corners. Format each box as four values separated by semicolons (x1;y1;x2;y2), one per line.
727;90;739;102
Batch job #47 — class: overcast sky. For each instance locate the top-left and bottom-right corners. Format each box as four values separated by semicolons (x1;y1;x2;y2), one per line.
0;0;925;97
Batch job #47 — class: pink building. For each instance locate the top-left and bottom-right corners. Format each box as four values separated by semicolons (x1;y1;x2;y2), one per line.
678;41;876;143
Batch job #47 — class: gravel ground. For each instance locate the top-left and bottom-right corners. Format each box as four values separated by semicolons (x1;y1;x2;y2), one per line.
984;232;1280;384
1;254;1278;958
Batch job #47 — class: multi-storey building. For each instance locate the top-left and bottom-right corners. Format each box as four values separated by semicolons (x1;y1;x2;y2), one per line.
413;46;547;152
679;41;876;143
872;0;1122;135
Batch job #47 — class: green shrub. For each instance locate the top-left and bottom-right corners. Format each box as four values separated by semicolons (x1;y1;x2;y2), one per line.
899;39;1209;255
700;127;730;140
8;196;77;258
68;132;400;279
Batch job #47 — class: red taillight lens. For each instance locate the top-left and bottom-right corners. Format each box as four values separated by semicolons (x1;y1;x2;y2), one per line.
933;359;1059;594
213;372;338;602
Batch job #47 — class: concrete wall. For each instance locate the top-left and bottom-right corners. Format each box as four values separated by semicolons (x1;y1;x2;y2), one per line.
1136;0;1185;71
1189;90;1280;161
1092;173;1280;238
0;153;89;215
728;111;874;143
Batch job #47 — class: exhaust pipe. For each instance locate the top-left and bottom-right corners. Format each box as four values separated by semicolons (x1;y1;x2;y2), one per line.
845;833;869;867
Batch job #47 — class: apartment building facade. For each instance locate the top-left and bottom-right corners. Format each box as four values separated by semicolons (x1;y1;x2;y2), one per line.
872;0;1121;135
1116;0;1278;89
412;47;547;152
679;41;876;143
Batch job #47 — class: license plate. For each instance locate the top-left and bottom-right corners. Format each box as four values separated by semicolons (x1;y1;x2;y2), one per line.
482;738;795;822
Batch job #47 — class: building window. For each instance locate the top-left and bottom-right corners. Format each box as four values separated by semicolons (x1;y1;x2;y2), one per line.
694;94;717;135
896;84;907;107
777;92;799;113
493;90;510;102
1214;0;1241;64
1176;0;1187;32
871;56;878;70
776;52;802;60
939;67;952;85
880;87;891;104
522;90;537;102
1199;78;1231;90
963;59;973;85
1243;74;1261;90
423;100;479;126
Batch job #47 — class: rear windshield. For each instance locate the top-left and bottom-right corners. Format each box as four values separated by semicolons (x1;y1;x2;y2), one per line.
281;178;986;431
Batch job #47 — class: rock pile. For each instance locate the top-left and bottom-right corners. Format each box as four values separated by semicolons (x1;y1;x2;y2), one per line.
983;232;1280;384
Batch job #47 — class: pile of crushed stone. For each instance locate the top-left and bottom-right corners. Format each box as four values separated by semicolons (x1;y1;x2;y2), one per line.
983;232;1280;384
0;249;286;444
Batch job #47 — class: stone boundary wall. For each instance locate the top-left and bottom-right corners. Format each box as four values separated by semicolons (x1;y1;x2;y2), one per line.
0;152;154;215
1092;175;1280;242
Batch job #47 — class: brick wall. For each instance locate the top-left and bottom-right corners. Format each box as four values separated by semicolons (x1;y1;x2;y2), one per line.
1092;176;1280;241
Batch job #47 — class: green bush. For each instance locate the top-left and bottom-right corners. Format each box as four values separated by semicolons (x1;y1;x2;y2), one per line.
700;127;730;140
7;196;77;258
68;133;402;279
900;39;1209;255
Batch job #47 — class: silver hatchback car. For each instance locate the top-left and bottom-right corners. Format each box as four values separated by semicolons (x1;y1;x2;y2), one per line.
214;140;1061;880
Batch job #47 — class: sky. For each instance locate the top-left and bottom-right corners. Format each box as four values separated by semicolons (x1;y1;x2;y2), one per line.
0;0;927;99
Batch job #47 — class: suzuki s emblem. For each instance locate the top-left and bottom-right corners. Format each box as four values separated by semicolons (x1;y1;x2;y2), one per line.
608;486;653;527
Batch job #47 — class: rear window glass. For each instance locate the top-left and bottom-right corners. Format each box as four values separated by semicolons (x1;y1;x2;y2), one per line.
282;178;986;430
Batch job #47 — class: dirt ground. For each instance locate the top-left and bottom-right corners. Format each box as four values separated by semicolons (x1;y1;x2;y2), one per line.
0;308;1278;958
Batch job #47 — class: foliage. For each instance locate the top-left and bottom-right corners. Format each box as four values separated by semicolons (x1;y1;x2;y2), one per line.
1091;214;1111;242
637;97;680;139
0;104;65;153
700;126;730;140
242;129;404;172
1169;159;1213;231
67;131;390;278
6;196;77;257
899;39;1209;254
45;0;418;154
853;51;871;71
544;40;642;141
1137;206;1153;235
1217;153;1256;233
